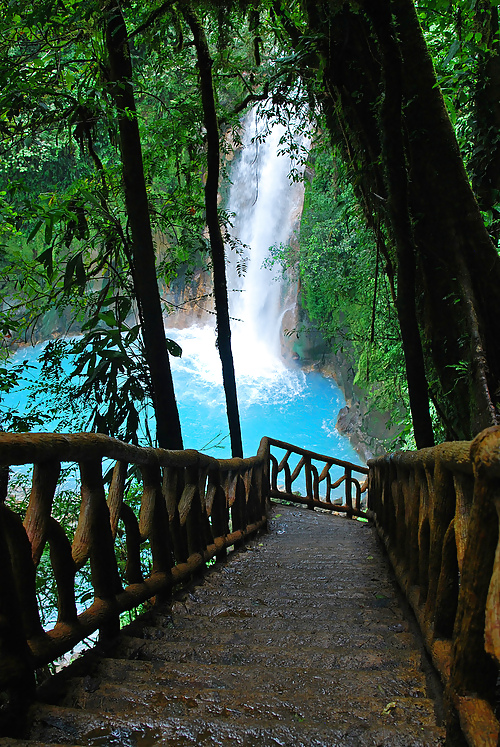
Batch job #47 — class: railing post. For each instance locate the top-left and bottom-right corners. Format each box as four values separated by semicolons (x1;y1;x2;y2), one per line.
345;467;352;517
183;465;205;562
425;460;456;623
0;502;35;736
262;438;271;514
305;457;314;509
78;461;123;642
141;464;173;601
164;466;188;564
230;471;246;544
23;460;61;566
208;468;228;561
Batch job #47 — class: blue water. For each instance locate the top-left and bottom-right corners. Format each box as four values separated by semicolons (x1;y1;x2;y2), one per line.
167;325;361;465
2;327;363;475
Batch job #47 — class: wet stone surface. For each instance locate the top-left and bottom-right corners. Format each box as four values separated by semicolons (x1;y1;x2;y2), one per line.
21;504;445;746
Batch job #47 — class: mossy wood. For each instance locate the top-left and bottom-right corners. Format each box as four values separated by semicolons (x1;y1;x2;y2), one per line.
369;425;500;746
0;432;269;705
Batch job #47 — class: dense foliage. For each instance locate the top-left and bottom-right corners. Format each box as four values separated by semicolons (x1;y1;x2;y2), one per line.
0;1;262;445
296;144;417;448
1;0;500;453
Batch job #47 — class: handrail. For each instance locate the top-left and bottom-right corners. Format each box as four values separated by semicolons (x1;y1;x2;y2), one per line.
0;432;269;715
368;426;500;747
264;437;369;517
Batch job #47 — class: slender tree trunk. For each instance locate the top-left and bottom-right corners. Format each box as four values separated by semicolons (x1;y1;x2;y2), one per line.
183;6;244;458
104;0;183;449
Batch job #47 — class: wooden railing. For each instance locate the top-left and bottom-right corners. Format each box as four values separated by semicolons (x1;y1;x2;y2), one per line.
369;426;500;747
0;432;268;715
7;425;498;744
267;437;369;517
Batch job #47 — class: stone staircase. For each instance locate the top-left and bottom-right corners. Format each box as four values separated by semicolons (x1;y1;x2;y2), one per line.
3;504;445;746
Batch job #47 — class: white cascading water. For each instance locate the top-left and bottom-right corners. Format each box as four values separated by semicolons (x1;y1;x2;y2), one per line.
226;108;304;364
164;108;309;423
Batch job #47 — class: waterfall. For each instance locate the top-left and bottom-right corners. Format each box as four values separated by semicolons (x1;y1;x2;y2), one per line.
160;110;360;469
226;109;305;368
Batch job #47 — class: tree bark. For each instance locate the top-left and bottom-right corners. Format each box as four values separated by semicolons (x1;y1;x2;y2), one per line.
395;0;500;437
470;3;500;245
104;0;183;450
183;6;244;458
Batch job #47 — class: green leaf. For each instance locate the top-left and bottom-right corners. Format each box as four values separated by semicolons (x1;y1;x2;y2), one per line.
382;702;397;715
44;217;53;245
98;311;117;327
165;338;182;357
27;220;43;243
75;252;86;288
443;39;460;67
125;325;140;344
64;252;85;293
37;247;53;278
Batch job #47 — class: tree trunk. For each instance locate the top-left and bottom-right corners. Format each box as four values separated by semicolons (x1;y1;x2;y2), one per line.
395;0;500;437
470;3;500;245
104;0;183;450
183;6;244;458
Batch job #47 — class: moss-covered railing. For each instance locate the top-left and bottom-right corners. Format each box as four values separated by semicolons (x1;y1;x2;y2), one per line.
369;426;500;747
267;437;369;517
0;432;268;719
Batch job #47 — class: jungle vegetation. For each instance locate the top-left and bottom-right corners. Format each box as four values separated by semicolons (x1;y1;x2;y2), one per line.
0;0;499;454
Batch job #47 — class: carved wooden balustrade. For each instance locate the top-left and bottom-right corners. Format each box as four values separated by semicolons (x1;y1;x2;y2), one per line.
0;432;268;709
369;426;500;747
266;437;369;517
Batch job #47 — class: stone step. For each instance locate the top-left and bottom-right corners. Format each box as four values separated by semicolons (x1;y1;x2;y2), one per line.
124;612;414;642
139;590;407;622
45;659;439;732
28;702;445;746
14;505;445;746
52;680;441;734
109;635;422;671
1;740;81;747
119;617;419;652
180;576;401;597
164;602;405;629
54;654;429;703
168;591;405;615
120;624;418;652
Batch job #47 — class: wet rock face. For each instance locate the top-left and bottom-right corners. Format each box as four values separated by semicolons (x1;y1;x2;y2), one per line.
22;505;445;746
336;401;402;462
161;268;215;329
